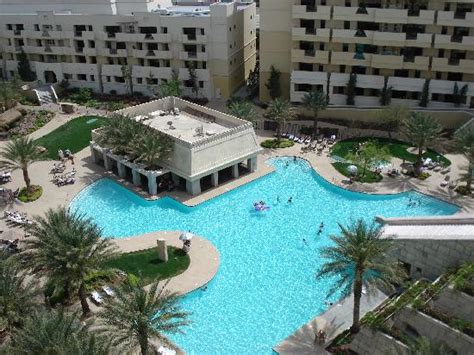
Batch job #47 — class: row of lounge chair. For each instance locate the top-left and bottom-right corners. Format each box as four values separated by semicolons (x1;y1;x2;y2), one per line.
90;286;115;304
4;210;33;226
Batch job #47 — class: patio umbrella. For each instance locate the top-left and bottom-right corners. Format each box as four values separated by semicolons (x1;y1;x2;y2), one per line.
179;231;194;241
347;165;358;176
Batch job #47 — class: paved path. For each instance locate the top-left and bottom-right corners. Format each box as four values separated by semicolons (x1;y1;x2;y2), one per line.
273;289;388;354
112;231;220;295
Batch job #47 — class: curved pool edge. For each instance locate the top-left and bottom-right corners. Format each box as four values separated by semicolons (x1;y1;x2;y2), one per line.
112;230;220;296
268;155;463;212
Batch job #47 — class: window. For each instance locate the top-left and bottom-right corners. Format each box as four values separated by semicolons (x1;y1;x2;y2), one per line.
320;20;326;29
136;77;143;84
344;21;350;30
106;76;111;82
89;75;95;81
64;73;72;79
342;44;349;52
77;74;87;81
199;81;204;88
373;68;380;75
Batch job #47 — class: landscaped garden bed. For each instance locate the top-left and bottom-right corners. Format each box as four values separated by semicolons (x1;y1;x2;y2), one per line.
261;138;295;149
1;109;54;139
105;246;190;285
35;115;108;159
332;162;383;183
18;185;43;202
61;88;150;111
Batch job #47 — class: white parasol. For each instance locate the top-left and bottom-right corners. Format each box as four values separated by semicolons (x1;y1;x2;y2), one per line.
179;231;194;241
347;165;358;175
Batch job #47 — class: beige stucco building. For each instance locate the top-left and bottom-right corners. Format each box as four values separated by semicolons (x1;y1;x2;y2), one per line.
90;96;262;196
0;0;257;99
260;0;474;109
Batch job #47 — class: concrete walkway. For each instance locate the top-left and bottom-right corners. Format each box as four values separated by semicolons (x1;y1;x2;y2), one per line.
273;289;388;354
112;231;220;295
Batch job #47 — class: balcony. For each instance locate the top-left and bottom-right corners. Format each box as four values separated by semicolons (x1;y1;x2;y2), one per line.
291;49;329;64
402;56;429;71
333;6;375;22
332;29;373;44
292;27;330;42
105;48;127;57
434;34;474;50
13;29;22;36
292;5;331;20
372;31;406;47
331;51;371;66
178;68;210;81
437;10;474;27
179;51;208;61
406;10;435;25
374;8;407;24
101;64;123;76
132;66;172;79
181;34;207;44
432;58;474;74
371;54;403;69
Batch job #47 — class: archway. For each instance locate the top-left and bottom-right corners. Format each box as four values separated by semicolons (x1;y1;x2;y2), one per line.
44;71;57;83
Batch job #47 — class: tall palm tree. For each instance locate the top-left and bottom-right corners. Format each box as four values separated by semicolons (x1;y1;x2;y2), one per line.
228;100;259;126
96;114;142;156
316;219;405;334
0;254;39;332
132;131;173;170
454;127;474;194
98;280;190;355
266;99;295;144
6;308;110;355
0;136;40;191
302;89;328;134
401;112;443;174
23;207;117;318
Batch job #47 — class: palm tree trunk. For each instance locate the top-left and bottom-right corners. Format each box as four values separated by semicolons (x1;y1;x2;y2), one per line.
351;268;363;333
276;123;282;144
138;331;149;355
313;111;318;134
415;145;424;176
22;167;31;191
78;283;91;318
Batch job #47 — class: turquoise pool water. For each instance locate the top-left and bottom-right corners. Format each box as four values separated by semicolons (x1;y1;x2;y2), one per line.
70;157;459;354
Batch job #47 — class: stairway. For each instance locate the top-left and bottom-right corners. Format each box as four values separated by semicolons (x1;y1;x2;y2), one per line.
34;86;57;106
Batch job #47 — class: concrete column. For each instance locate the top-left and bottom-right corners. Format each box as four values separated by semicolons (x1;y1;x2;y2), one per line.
90;145;98;163
156;239;168;262
132;169;141;186
186;179;201;195
117;162;126;178
211;172;219;187
148;174;157;195
247;157;257;172
232;163;239;178
171;173;180;186
103;152;112;171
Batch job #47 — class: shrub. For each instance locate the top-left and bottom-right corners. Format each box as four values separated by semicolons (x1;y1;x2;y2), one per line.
260;139;295;149
455;185;472;196
18;185;43;202
107;101;125;111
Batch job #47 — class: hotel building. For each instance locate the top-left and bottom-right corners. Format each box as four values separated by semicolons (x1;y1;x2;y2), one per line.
260;0;474;109
0;0;257;99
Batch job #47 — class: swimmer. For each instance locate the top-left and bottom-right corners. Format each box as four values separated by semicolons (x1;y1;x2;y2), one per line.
324;301;334;306
201;286;208;291
288;197;293;203
317;229;322;236
303;238;308;246
319;222;324;229
285;161;289;167
293;156;297;161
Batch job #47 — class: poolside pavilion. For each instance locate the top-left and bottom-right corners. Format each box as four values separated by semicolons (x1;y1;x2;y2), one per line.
90;97;262;196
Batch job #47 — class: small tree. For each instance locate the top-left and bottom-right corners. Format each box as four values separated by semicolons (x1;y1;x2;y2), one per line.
160;70;182;98
246;61;259;98
454;127;474;194
17;49;36;82
302;88;328;134
346;73;357;106
187;62;199;98
377;105;410;139
316;219;405;334
228;100;259;126
121;65;133;96
419;78;430;107
266;99;295;143
452;82;469;107
347;141;390;178
401;112;443;174
265;65;281;100
0;75;22;111
379;76;392;106
326;72;331;105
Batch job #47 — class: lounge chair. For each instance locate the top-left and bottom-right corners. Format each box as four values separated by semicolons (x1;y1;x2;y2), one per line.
448;180;457;189
102;286;115;297
440;175;450;187
91;291;104;304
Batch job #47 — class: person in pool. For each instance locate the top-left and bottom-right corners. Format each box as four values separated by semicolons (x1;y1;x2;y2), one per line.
288;197;293;203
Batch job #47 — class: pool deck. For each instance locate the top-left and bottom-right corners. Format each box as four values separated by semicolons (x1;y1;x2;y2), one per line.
112;230;220;295
273;289;388;354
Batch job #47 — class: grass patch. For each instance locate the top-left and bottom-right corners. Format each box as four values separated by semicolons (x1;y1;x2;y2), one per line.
105;246;190;285
35;116;108;160
18;185;43;202
332;162;383;183
330;137;450;167
261;139;295;149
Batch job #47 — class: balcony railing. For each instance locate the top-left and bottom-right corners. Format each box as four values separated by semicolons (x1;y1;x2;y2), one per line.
13;30;21;35
305;27;317;35
448;57;461;66
109;48;117;54
76;47;84;53
75;31;83;37
304;49;315;56
454;11;468;20
451;35;464;43
187;52;197;58
144;33;154;40
403;56;415;63
406;33;418;40
107;32;116;38
146;50;155;56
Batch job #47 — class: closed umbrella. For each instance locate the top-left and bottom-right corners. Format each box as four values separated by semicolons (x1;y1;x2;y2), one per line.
179;231;193;241
347;165;358;176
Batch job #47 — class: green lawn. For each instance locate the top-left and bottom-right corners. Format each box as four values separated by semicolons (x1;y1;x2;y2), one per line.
105;246;190;285
35;115;108;160
332;162;383;183
330;137;451;167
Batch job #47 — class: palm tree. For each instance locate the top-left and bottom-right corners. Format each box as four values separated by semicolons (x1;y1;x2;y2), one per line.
401;112;443;174
266;99;295;144
23;207;117;318
159;70;182;98
407;336;454;355
132;131;173;170
0;254;39;332
228;100;259;126
302;89;328;134
316;219;405;334
454;127;474;194
98;280;190;355
0;136;40;191
6;308;111;354
96;114;142;156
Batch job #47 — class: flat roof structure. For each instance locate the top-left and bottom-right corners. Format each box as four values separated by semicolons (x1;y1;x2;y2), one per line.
91;96;262;196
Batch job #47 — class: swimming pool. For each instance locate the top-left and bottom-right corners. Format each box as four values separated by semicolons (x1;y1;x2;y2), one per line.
70;157;459;354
